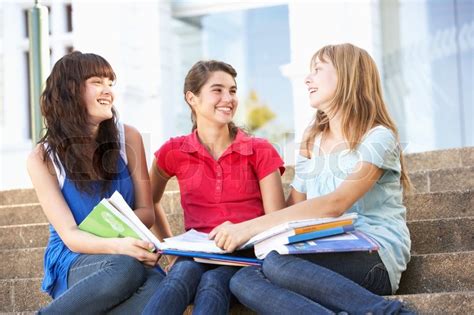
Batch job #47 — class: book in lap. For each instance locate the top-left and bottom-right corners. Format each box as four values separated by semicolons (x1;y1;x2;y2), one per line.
254;224;356;259
256;231;380;259
243;213;358;248
160;229;263;266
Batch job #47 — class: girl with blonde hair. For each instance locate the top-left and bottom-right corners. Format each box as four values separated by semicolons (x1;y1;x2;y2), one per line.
210;43;414;314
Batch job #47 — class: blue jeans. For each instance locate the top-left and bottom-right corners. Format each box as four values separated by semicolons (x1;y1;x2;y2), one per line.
230;251;415;315
142;257;239;315
38;254;164;314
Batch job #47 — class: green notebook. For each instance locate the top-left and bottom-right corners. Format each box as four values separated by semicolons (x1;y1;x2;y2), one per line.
78;201;142;239
78;191;162;250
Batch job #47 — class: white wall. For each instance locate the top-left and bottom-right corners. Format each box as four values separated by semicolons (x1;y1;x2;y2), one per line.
72;0;167;164
0;2;35;189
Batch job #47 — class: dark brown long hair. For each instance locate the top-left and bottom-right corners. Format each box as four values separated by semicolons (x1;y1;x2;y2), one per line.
39;51;120;194
183;60;240;138
304;43;411;191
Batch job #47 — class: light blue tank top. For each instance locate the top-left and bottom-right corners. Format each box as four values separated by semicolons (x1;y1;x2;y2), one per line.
291;126;411;293
42;122;135;298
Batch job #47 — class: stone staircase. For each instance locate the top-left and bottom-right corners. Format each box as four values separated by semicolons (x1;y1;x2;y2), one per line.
1;147;473;314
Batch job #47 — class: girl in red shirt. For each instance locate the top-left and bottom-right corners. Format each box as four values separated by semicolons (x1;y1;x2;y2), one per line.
143;60;286;315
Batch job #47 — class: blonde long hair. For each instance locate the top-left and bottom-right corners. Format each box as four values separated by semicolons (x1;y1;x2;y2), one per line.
304;43;411;191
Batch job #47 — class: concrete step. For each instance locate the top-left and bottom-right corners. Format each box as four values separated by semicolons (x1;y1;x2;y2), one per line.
1;280;473;314
0;278;50;313
0;248;44;280
407;217;474;255
0;189;37;207
0;204;46;227
3;215;471;256
3;247;472;295
404;146;474;173
397;251;474;294
409;166;474;194
404;190;473;221
388;291;474;315
0;223;49;250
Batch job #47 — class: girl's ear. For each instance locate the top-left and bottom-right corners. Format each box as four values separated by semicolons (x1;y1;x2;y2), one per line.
185;91;197;107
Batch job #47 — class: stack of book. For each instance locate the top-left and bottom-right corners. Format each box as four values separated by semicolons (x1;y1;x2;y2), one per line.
79;191;379;267
241;213;378;259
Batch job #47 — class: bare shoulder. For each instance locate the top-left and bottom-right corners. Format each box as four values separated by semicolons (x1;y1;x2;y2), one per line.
26;144;47;170
124;124;143;146
123;124;146;168
26;144;57;180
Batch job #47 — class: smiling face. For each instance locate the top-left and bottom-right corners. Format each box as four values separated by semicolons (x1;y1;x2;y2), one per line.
305;56;338;112
187;70;238;127
82;76;115;126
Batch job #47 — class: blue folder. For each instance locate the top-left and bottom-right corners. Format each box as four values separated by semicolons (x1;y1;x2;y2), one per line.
161;249;263;265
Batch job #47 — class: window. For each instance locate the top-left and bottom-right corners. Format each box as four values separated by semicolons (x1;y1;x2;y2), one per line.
380;0;473;151
66;4;73;32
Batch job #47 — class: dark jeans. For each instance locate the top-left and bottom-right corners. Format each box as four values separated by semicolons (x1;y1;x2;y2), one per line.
142;257;239;315
38;254;164;314
230;251;415;315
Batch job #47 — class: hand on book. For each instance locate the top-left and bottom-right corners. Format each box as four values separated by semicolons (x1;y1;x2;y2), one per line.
113;237;161;267
209;221;252;253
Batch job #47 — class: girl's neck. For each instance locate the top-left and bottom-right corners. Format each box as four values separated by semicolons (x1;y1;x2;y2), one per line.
326;113;344;141
317;112;347;156
89;123;99;140
196;124;233;160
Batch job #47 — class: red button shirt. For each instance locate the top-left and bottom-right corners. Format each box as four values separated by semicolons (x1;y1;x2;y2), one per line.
155;129;285;233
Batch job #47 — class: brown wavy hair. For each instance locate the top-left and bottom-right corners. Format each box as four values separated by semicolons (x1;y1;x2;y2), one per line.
183;60;240;138
39;51;120;194
304;43;411;191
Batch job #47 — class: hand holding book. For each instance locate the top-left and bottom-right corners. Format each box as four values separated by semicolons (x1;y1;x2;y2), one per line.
111;237;160;267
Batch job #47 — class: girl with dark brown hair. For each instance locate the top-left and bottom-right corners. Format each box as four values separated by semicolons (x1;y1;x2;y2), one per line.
143;60;286;314
27;51;163;314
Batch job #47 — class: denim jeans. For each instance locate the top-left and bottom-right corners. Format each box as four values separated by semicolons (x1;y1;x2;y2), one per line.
142;257;239;315
38;254;164;315
230;251;415;315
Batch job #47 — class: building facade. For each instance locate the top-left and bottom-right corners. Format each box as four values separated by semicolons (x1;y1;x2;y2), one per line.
1;0;473;189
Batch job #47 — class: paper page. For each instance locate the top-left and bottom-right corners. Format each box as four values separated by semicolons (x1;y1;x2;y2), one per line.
162;229;225;253
108;191;162;249
245;213;358;246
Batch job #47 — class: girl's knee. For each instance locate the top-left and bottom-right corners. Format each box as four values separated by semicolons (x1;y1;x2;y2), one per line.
262;251;285;277
108;255;146;285
199;268;233;290
112;255;143;271
162;260;205;292
229;266;260;295
169;260;205;278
